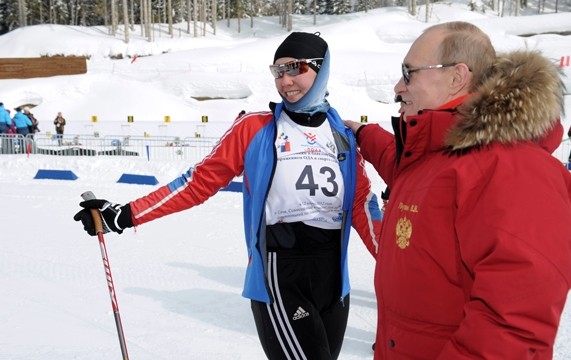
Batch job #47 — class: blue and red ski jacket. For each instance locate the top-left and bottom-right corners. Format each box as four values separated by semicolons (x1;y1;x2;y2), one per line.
129;102;381;303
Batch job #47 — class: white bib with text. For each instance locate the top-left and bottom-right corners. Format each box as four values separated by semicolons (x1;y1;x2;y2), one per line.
265;114;344;229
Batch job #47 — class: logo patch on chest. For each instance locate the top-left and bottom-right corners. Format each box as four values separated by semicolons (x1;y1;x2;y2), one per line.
396;216;412;249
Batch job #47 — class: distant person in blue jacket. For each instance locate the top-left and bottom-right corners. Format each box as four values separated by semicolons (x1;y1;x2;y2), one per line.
0;102;11;133
12;108;32;136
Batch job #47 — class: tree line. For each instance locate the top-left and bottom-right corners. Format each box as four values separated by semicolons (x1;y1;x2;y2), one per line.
1;0;567;39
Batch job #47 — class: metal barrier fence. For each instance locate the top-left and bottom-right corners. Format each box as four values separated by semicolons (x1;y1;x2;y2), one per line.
0;133;219;163
2;133;571;169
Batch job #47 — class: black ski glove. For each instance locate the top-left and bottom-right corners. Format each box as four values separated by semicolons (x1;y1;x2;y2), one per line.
74;199;133;236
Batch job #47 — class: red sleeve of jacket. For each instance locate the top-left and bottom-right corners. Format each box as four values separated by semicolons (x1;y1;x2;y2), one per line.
351;150;382;257
357;124;398;189
129;113;270;226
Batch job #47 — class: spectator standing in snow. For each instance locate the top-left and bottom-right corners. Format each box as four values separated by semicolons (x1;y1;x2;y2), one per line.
74;32;382;360
345;21;571;359
53;111;66;145
5;109;15;134
23;107;40;139
0;102;11;134
12;107;32;136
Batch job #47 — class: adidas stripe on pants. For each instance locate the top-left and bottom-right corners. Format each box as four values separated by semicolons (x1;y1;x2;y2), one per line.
251;241;350;360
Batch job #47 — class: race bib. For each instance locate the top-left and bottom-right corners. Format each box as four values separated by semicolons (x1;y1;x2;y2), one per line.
266;115;344;229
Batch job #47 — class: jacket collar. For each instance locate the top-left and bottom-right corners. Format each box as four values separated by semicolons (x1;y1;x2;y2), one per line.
435;94;471;111
269;101;327;127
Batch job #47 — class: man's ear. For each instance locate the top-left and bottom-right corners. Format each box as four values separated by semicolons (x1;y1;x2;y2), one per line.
450;63;472;96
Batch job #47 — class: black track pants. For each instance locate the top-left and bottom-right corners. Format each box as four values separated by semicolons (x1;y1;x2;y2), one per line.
251;242;349;360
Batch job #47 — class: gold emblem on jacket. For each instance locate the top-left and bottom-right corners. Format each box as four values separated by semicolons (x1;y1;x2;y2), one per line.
396;216;412;249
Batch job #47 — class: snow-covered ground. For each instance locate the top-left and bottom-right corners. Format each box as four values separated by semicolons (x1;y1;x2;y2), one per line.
0;3;570;359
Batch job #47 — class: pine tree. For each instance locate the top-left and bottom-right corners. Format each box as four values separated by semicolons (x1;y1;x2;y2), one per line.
335;0;351;14
292;0;305;14
317;0;328;14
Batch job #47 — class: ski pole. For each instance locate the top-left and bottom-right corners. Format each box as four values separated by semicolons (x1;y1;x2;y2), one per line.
81;191;130;360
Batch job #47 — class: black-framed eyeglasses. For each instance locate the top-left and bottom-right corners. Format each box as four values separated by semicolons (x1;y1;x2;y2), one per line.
401;63;457;85
269;58;323;79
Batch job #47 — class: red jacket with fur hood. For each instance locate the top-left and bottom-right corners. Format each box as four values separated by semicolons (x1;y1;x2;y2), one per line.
359;50;571;359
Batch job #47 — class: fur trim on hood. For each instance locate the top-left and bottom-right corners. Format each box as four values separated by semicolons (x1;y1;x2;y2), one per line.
445;50;566;151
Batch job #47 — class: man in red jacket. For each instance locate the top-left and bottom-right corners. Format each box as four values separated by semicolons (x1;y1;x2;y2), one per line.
345;21;571;359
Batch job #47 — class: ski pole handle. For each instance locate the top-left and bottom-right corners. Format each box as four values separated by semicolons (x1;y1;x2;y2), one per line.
80;190;130;359
81;191;104;234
